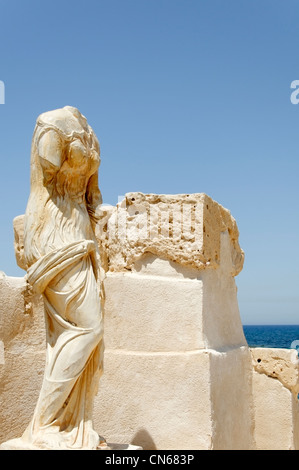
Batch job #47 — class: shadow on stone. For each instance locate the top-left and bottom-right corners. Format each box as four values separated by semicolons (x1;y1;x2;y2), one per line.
131;429;157;450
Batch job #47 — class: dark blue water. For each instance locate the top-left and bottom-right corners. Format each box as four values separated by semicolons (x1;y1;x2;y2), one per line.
243;325;299;349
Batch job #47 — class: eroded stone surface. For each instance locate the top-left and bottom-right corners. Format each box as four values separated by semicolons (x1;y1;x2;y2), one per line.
97;192;244;276
251;347;299;395
13;215;26;271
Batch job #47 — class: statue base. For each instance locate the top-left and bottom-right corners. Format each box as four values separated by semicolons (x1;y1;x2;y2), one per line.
0;438;142;451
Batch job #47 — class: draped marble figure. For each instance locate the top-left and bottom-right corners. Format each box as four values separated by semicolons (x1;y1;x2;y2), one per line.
20;106;104;449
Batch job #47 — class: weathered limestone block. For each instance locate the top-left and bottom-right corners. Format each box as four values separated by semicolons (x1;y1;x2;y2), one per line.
250;348;299;450
0;273;45;444
93;192;255;450
97;192;244;276
251;347;299;395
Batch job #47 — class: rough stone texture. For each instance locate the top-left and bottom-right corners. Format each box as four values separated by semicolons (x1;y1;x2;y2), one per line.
97;192;244;276
0;273;45;444
251;347;299;395
250;347;299;450
13;215;26;271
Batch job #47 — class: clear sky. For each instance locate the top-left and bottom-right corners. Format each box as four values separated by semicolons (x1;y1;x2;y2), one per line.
0;0;298;325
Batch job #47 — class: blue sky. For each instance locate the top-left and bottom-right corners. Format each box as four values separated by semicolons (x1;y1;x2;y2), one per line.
0;0;298;324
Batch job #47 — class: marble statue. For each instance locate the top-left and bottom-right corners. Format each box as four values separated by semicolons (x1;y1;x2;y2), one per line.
13;106;105;449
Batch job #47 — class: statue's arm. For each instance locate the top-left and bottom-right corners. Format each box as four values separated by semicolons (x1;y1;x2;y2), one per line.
86;170;103;227
86;171;102;205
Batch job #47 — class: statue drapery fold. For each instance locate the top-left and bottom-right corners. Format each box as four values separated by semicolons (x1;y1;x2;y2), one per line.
23;239;104;449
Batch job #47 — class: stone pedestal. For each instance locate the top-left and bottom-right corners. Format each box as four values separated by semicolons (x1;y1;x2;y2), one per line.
93;193;255;449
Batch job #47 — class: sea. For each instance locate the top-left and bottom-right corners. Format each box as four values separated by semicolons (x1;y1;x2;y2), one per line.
243;325;299;350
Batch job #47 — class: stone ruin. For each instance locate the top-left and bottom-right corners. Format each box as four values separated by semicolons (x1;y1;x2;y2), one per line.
1;107;299;450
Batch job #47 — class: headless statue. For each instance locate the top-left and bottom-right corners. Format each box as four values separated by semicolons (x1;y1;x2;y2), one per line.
19;106;104;449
